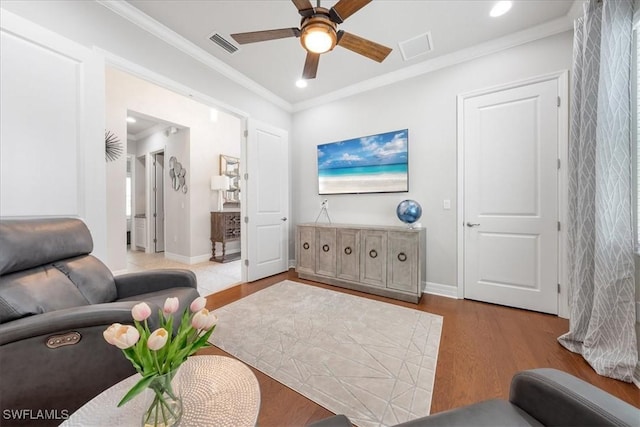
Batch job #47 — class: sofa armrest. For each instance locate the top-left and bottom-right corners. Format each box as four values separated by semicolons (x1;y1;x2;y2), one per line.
0;301;160;345
114;269;197;299
509;368;639;427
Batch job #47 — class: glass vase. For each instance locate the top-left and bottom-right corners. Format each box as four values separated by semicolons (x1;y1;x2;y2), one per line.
141;369;183;427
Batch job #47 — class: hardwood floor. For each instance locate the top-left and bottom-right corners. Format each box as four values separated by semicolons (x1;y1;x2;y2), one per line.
200;270;640;426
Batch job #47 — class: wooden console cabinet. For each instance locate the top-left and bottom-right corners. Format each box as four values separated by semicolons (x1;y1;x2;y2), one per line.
210;211;241;263
296;223;426;303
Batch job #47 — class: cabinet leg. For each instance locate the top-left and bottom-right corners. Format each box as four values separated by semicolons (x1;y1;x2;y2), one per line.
221;242;226;262
210;240;217;262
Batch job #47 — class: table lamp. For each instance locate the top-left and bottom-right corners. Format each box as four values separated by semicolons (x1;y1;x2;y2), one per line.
211;175;230;211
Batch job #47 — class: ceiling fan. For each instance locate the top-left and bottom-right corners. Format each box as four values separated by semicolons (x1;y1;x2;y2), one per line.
230;0;392;80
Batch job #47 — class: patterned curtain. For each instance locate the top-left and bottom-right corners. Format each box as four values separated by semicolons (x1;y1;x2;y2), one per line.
558;0;637;382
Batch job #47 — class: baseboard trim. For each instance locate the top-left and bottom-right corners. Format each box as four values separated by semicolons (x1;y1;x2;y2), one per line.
423;281;459;299
164;252;236;265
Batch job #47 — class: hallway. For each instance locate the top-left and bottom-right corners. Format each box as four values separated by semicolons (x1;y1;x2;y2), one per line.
124;250;241;296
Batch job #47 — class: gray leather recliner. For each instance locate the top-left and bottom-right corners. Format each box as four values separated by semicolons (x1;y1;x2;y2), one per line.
0;218;201;426
308;368;640;427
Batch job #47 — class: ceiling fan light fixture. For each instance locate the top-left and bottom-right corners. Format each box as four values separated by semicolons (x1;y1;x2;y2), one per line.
300;21;337;54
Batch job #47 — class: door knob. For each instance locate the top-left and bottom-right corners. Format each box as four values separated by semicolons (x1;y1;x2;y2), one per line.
281;217;287;221
466;222;480;227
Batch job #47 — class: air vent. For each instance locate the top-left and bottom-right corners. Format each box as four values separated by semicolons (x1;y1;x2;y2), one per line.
398;31;433;61
209;33;238;54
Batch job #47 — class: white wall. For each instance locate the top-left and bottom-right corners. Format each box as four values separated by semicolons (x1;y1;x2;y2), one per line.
0;9;107;259
106;67;241;269
291;31;573;291
0;1;291;130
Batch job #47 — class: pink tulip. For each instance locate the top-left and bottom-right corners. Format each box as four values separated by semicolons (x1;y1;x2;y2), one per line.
204;312;218;331
131;302;152;322
103;323;122;345
192;309;218;331
147;328;169;351
191;308;210;330
110;325;140;349
189;296;207;313
163;297;179;315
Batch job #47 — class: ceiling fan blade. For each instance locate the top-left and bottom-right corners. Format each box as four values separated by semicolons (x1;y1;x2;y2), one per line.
292;0;315;17
336;31;392;63
302;52;320;79
231;28;300;45
329;0;371;23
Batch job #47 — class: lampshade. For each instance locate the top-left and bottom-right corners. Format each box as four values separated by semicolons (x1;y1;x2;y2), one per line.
211;175;230;191
300;21;336;54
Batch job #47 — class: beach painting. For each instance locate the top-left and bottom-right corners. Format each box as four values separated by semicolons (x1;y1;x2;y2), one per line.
317;129;408;195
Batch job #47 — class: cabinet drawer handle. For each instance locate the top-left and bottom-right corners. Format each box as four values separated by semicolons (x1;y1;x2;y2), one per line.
322;244;330;252
303;242;310;250
369;249;378;259
397;252;407;262
344;246;352;255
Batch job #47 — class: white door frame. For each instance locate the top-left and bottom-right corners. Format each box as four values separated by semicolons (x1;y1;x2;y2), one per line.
456;70;569;318
153;150;165;253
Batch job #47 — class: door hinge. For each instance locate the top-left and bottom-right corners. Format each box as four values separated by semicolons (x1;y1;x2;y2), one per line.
557;96;561;107
153;187;157;192
557;283;561;293
244;259;249;266
244;130;248;137
153;212;157;218
153;238;157;243
557;159;561;169
557;221;561;231
244;216;249;223
244;173;249;180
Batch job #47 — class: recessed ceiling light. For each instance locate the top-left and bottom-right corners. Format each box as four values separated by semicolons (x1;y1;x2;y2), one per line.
296;79;308;88
126;116;137;123
490;1;512;17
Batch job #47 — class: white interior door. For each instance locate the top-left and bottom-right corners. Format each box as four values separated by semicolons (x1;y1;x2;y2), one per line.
462;78;559;314
154;152;165;252
246;120;289;282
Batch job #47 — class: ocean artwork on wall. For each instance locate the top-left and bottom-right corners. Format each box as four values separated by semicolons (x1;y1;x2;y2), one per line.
317;129;408;195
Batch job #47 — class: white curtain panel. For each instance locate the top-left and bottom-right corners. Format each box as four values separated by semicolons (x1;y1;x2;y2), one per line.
558;0;637;382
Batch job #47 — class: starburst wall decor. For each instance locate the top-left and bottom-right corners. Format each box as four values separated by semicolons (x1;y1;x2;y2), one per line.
105;130;123;162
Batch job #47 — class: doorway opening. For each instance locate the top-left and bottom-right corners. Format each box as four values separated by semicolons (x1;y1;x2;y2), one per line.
153;150;165;253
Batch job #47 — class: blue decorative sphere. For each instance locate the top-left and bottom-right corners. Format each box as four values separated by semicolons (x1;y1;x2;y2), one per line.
396;200;422;225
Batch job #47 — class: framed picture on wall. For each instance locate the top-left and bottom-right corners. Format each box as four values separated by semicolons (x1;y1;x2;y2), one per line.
317;129;409;195
220;154;240;204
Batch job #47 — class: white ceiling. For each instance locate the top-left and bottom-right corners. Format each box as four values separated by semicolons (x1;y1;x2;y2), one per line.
122;0;579;108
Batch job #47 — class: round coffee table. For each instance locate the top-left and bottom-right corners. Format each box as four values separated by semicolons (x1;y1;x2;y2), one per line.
62;355;260;426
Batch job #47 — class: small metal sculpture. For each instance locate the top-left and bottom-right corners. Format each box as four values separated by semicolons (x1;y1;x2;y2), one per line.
169;156;187;193
105;130;123;162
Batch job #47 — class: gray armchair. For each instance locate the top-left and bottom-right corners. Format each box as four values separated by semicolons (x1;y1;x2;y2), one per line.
0;218;201;426
309;368;639;427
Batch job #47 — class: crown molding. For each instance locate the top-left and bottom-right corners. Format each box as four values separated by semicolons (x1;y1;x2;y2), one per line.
98;0;575;115
97;0;292;113
292;15;573;112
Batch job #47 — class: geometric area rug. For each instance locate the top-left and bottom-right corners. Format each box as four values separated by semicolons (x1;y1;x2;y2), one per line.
209;280;443;427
